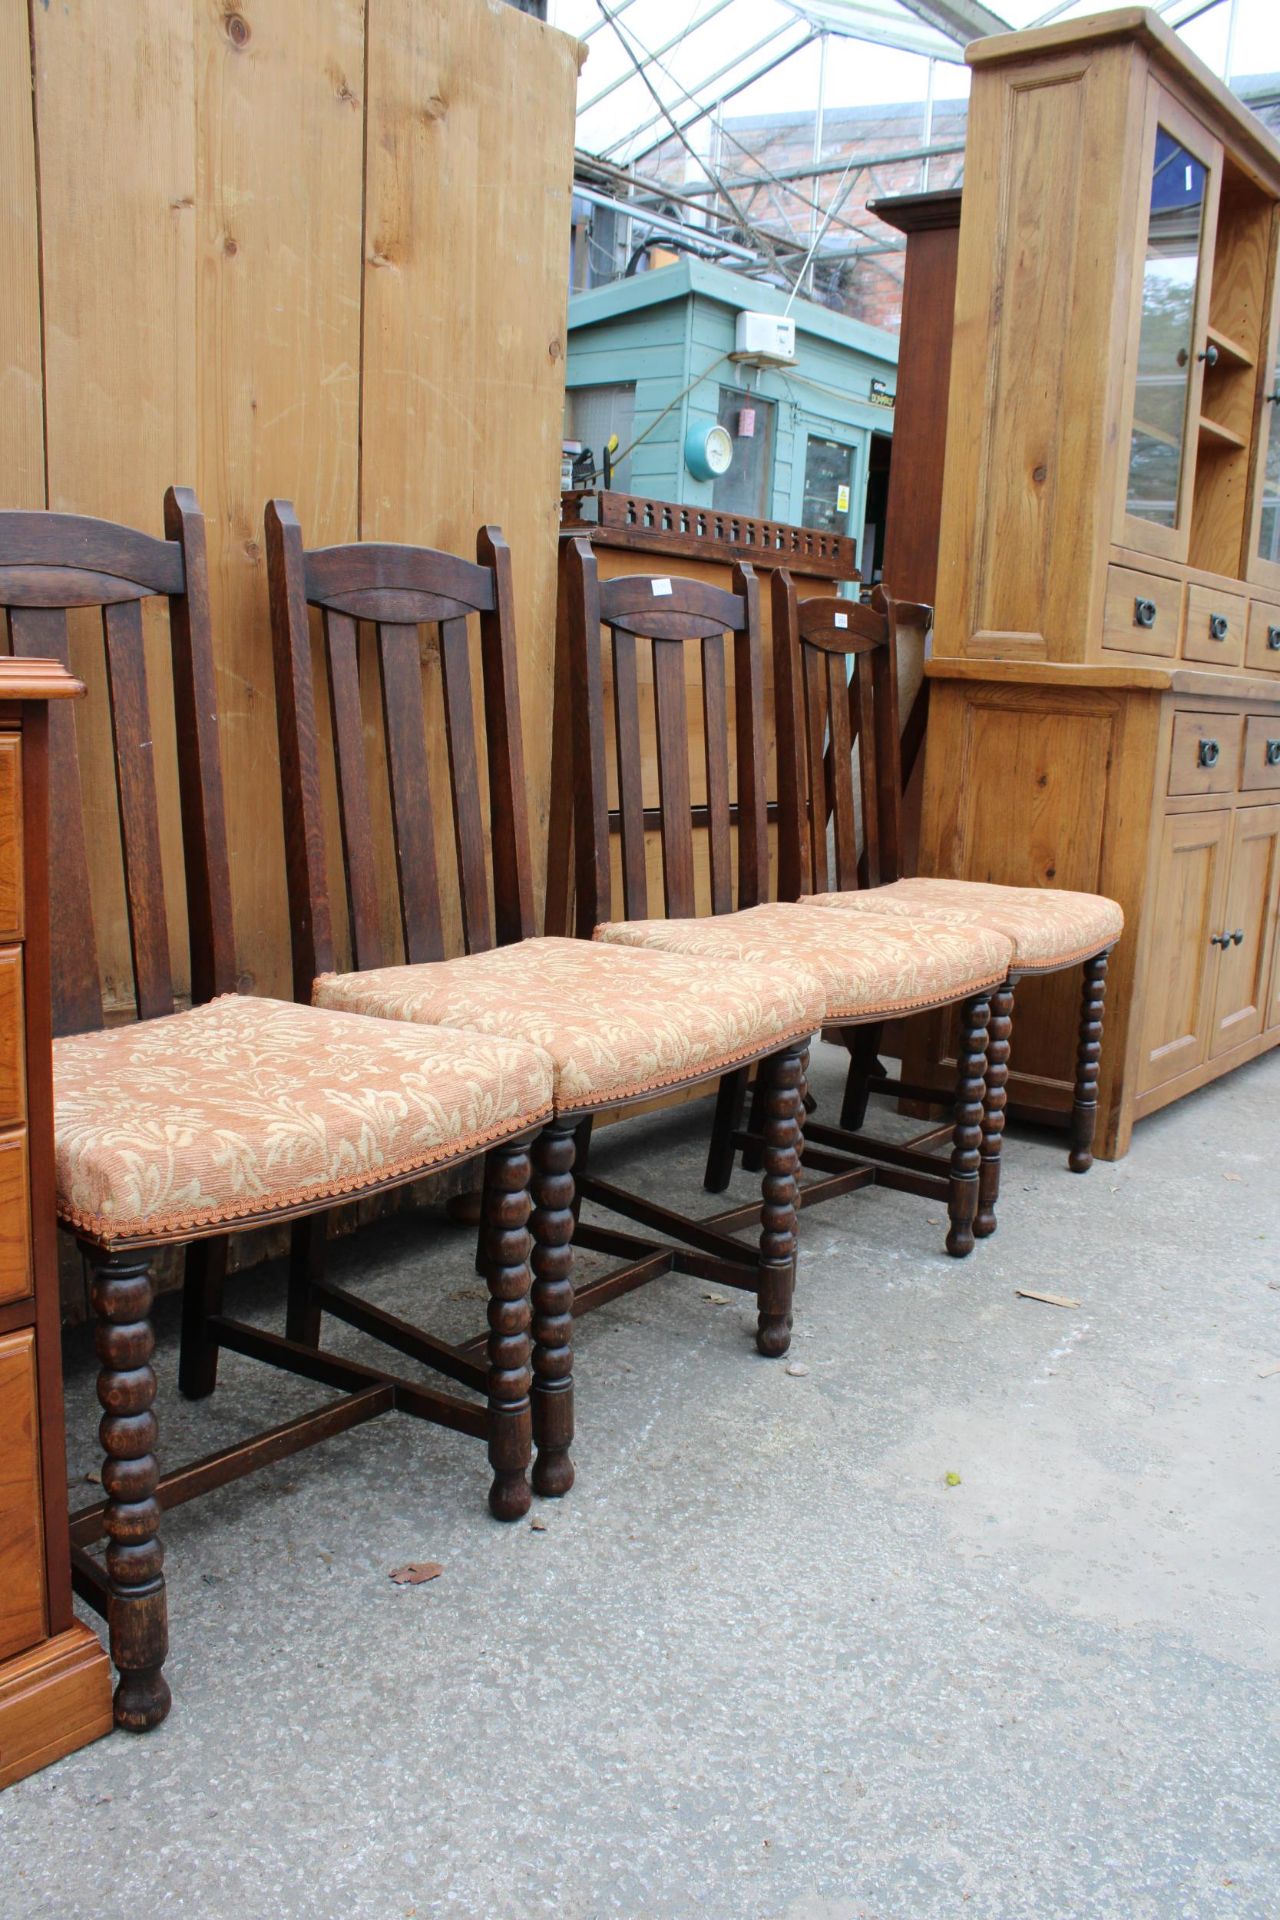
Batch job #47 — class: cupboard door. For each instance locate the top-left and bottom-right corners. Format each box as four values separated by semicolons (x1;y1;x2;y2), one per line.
1138;810;1230;1094
0;1331;46;1663
1246;211;1280;594
1209;802;1280;1056
1117;85;1222;564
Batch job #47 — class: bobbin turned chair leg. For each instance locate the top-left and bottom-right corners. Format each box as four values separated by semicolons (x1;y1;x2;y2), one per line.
1069;950;1109;1174
974;980;1014;1239
86;1243;171;1732
945;994;991;1259
755;1043;807;1358
478;1141;535;1522
530;1122;576;1498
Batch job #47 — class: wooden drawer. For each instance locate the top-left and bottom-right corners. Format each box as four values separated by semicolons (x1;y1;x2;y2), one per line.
1167;710;1243;797
0;949;26;1127
1245;599;1280;674
0;737;22;941
0;1330;46;1664
1183;584;1247;667
1102;564;1180;657
1242;714;1280;791
0;1131;31;1305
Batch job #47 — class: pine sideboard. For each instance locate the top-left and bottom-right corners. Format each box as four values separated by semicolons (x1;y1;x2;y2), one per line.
908;8;1280;1158
0;658;111;1789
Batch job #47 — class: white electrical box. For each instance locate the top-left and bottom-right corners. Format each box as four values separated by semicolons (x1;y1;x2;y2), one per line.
733;311;797;366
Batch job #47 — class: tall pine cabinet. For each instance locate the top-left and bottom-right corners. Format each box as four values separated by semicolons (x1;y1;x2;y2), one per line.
911;8;1280;1158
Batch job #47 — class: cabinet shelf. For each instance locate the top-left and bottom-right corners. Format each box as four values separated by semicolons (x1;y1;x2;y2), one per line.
1198;414;1248;451
1205;323;1255;371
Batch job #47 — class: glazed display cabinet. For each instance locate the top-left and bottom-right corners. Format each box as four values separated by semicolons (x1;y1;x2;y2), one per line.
911;7;1280;1158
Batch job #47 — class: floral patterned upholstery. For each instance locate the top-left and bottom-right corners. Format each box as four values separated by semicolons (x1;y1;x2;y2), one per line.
314;936;824;1115
54;995;555;1247
802;879;1124;973
593;902;1013;1021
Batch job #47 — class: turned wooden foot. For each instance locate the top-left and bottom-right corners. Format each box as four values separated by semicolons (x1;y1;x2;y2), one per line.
974;981;1013;1239
88;1246;171;1732
1069;950;1108;1174
178;1235;226;1399
703;1066;748;1194
755;1043;806;1357
530;1123;576;1498
946;994;990;1258
478;1142;534;1521
285;1211;326;1346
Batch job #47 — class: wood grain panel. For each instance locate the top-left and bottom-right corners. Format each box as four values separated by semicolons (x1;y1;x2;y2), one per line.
0;1131;31;1305
1101;564;1181;659
31;0;197;1013
0;5;45;511
1167;710;1242;795
0;1623;111;1790
361;0;578;927
1209;802;1280;1057
1183;584;1246;667
194;0;366;999
0;1330;44;1662
1137;809;1230;1094
0;737;22;938
1244;598;1280;675
0;949;25;1127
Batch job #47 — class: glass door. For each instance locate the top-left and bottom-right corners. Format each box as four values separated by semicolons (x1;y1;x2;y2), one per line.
1117;86;1221;563
1247;214;1280;593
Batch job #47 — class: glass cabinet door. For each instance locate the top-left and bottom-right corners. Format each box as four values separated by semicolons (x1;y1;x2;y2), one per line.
1248;220;1280;593
1118;89;1221;562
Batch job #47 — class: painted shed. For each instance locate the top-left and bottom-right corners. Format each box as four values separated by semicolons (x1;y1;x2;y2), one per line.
564;259;898;570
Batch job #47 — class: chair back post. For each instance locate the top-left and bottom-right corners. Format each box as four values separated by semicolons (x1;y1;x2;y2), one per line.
164;487;238;1003
770;568;811;901
563;535;614;938
869;583;908;885
264;498;337;1000
730;559;769;910
476;525;536;944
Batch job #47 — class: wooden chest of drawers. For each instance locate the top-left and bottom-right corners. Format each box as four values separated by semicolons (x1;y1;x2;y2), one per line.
0;662;111;1790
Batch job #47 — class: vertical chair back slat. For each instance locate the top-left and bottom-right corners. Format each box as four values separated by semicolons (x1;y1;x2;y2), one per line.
102;600;174;1019
376;622;445;964
771;572;910;901
324;610;384;972
730;563;769;910
0;494;235;1034
610;626;649;921
5;604;104;1033
651;637;695;919
266;505;535;982
438;615;494;954
701;632;733;916
854;651;881;889
826;650;858;890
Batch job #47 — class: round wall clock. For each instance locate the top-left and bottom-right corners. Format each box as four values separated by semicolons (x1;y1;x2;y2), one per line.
684;420;734;482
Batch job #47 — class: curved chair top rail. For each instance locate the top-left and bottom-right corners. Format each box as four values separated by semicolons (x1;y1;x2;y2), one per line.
794;593;888;654
0;490;235;1035
596;571;747;642
0;509;186;608
302;538;498;626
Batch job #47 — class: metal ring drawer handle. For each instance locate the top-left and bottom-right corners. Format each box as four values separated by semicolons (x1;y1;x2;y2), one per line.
1266;739;1280;767
1208;612;1229;641
1133;597;1157;630
1197;738;1220;769
1268;626;1280;650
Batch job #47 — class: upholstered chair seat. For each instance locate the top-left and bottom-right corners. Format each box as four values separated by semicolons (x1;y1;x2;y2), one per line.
801;879;1124;975
593;902;1014;1024
54;994;555;1245
313;936;826;1114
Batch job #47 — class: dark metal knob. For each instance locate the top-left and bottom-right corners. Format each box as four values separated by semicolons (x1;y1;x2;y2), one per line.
1268;390;1280;405
1133;597;1157;630
1210;931;1229;947
1208;612;1229;641
1198;343;1220;367
1268;626;1280;650
1266;739;1280;767
1232;929;1245;946
1198;738;1220;769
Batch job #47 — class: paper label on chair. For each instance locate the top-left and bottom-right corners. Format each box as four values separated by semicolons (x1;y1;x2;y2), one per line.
834;611;848;628
651;577;673;596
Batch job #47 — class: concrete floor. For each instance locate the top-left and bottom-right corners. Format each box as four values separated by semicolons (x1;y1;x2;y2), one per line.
2;1041;1278;1920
